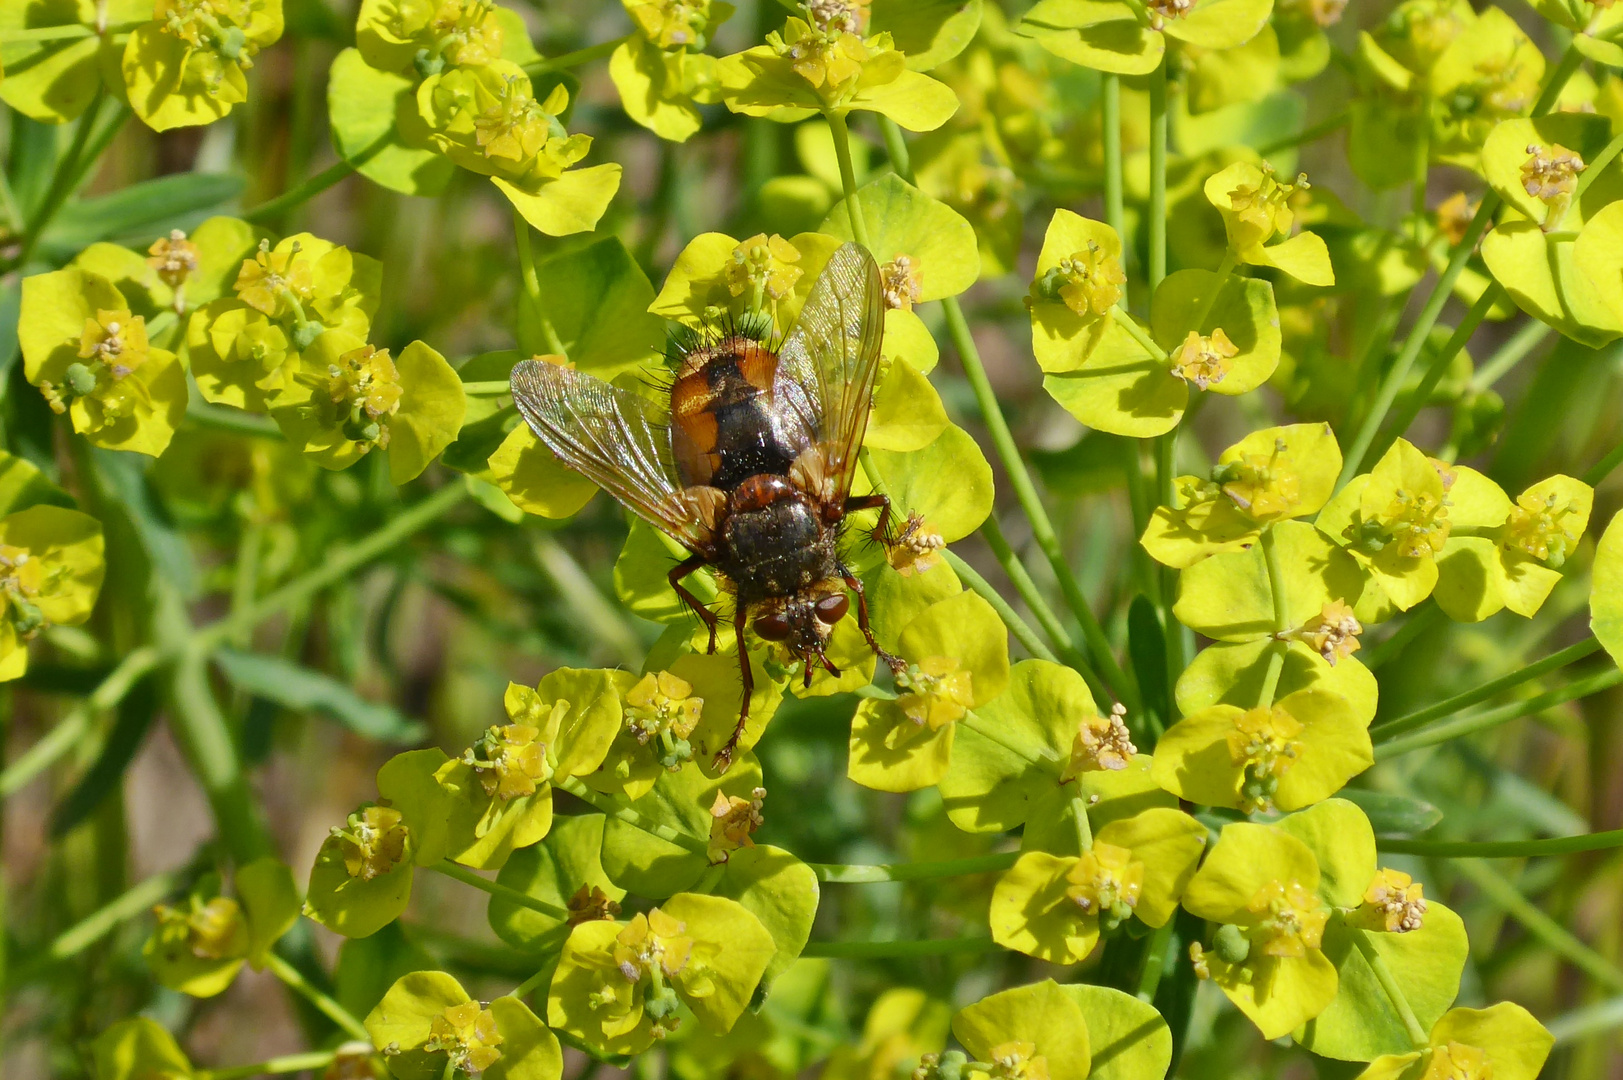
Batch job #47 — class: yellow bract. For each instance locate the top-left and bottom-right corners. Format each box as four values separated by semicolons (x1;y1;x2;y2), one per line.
338;804;411;880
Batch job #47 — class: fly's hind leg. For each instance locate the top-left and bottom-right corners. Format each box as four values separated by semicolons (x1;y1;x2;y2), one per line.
669;554;719;654
713;605;753;772
844;493;897;548
840;562;905;676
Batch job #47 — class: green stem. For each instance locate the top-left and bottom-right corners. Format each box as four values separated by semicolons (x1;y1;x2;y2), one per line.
1070;790;1093;852
808;851;1018;883
1378;829;1623;858
11;88;106;269
0;644;161;798
1371;637;1602;742
1334;193;1499;489
943;550;1062;669
242;131;390;225
1453;858;1623;993
1147;59;1168;297
1532;41;1585;117
1575;127;1623;198
557;776;709;855
265;953;371;1041
941;297;1138;711
195;483;468;654
879;116;911;181
976;518;1099;686
430;861;570;921
509;965;554;1001
800;936;997;959
1189;251;1238;335
1470;316;1551;392
462;381;514;396
186;399;283;438
1374;666;1623;759
1256;526;1290;708
1155;432;1183;691
526;35;631;75
826;110;871;248
157;583;272;862
1351;929;1430;1048
1102;75;1125;251
1583;441;1623;486
5;869;182;985
1123;438;1156;600
1369;284;1498;459
201;1051;339;1080
514;208;547;355
1135;922;1174;1003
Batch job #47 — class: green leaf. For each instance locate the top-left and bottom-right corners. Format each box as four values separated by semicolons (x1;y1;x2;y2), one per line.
44;173;247;260
866;423;994;544
870;0;982;70
236;856;300;968
599;755;763;896
93;1018;194;1080
1175;641;1378;726
212;649;427;743
1299;904;1469;1061
1274;798;1375;908
335;922;435;1023
1019;0;1163;76
953;980;1092;1080
304;830;415;940
528;237;666;379
388;340;466;484
364;970;474;1080
326;49;454;197
821;173;980;300
712;844;819;992
1057;984;1173;1080
865;343;950;452
1150;268;1281;396
0;449;74;516
1594;509;1623;670
1483;216;1623;348
491;813;624;951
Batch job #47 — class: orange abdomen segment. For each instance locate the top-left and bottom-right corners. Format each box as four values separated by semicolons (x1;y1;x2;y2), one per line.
669;338;783;488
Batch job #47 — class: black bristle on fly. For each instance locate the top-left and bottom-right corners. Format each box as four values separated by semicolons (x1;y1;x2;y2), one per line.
658;309;783;373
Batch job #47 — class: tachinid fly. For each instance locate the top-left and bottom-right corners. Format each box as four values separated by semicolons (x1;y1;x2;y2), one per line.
510;242;915;769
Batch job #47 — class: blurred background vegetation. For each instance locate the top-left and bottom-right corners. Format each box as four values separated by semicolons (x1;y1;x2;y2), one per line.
4;0;1623;1077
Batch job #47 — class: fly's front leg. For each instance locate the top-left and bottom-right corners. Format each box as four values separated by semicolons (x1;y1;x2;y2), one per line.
844;493;896;548
669;554;719;654
714;605;753;771
841;564;905;675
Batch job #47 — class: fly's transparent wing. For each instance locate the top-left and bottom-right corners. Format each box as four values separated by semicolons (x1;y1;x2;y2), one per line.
774;242;884;509
509;360;713;551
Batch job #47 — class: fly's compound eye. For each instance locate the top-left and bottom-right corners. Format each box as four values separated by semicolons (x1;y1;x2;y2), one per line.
815;594;850;625
754;612;792;641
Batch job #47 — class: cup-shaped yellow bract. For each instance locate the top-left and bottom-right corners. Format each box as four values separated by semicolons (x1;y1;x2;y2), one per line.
548;893;776;1057
651;229;841;336
19;267;188;456
1435;473;1592;622
990;808;1206;964
1354;1003;1554;1080
1143;423;1343;568
142;856;299;999
1205;162;1335;286
1152;689;1371;813
951;980;1092;1080
610;0;734;142
417;63;623;235
1017;0;1273;77
367;970;563;1080
0;503;105;682
1028;210;1126;373
189;233;382;411
1182;821;1338;1040
122;0;285;131
1318;439;1509;613
426;669;623;870
715;14;957;131
848;589;1009;792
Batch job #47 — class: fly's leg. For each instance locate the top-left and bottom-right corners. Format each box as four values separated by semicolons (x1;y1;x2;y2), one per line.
844;493;897;548
714;605;753;772
841;564;905;675
669;554;719;655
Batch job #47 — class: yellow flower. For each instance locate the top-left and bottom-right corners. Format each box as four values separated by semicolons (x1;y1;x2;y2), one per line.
1145;0;1195;30
152;896;248;961
771;16;870;91
724;233;804;307
465;723;550;800
1381;486;1452;558
428;0;505;66
884;513;946;577
1227;164;1309;246
1063;842;1143;926
614;909;694;983
42;309;155;423
624;670;704;764
1171;328;1239;390
1521;143;1584;230
1362;868;1428;933
1247;879;1328;958
567;884;622;925
707;786;766;863
985;1042;1049;1080
1292;600;1363;666
1435;192;1476;247
1503;487;1583;564
235;241;315;319
1219;443;1302;521
894;656;975;730
147;230;201;289
1227;704;1303;813
424;1000;503;1075
323;344;403;450
627;0;724;50
336;804;410;881
1033;241;1125;318
1422;1042;1492;1080
1058;702;1136;780
880;254;923;312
